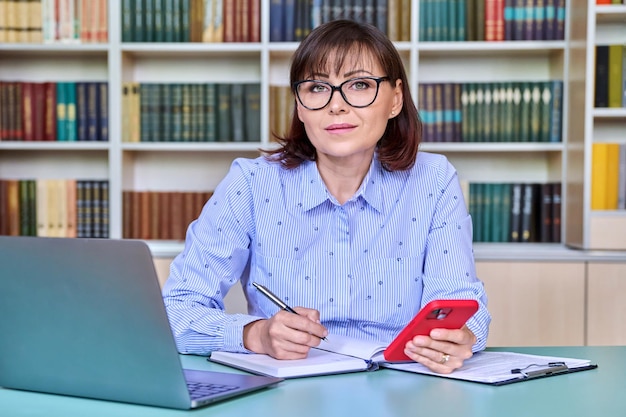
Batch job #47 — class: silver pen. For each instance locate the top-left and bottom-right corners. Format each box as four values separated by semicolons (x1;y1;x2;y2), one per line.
252;282;328;341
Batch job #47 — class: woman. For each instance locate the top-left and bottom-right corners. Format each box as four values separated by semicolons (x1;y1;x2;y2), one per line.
163;19;490;374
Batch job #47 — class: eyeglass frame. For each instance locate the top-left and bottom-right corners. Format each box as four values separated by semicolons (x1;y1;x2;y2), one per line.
292;76;391;111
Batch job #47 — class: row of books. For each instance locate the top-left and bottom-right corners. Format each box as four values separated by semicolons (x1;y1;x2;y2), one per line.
467;181;561;243
591;143;626;211
0;179;109;239
122;82;261;143
595;0;626;4
420;0;566;42
595;45;626;109
122;190;213;240
122;0;260;43
419;80;562;143
0;0;108;44
269;0;407;42
0;81;108;142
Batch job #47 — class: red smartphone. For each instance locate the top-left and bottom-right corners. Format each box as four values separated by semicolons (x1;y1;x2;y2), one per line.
383;299;479;362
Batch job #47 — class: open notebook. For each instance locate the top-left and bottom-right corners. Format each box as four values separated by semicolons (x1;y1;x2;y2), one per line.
209;334;597;384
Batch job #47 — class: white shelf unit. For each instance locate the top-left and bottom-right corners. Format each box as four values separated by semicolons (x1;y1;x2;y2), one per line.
565;1;626;250
0;0;577;254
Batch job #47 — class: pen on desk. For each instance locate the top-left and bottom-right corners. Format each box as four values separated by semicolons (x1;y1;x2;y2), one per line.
252;282;328;342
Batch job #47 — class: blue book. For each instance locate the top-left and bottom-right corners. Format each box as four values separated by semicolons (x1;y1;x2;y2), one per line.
75;82;88;141
270;0;284;41
65;82;77;142
86;82;99;142
56;82;67;141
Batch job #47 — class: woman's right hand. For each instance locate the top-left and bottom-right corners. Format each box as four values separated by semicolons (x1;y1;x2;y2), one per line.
243;307;329;359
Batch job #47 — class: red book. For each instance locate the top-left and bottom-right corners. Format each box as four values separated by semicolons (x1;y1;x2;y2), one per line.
32;83;46;141
43;82;57;141
596;0;611;4
21;82;35;141
170;192;185;241
158;192;172;240
248;0;260;42
0;180;7;235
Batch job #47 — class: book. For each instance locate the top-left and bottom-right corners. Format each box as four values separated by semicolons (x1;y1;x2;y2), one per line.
595;45;609;108
210;334;596;385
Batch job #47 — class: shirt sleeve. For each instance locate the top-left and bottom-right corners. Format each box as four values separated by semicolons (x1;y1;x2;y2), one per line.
420;158;491;352
162;159;262;355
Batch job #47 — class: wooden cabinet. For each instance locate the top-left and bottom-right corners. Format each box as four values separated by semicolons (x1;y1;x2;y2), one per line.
587;262;626;346
477;261;586;347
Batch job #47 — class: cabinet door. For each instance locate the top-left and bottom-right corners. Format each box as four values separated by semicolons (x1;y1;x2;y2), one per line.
476;261;585;347
587;262;626;346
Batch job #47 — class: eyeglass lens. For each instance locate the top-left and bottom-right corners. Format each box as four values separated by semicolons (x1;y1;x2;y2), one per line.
295;77;385;110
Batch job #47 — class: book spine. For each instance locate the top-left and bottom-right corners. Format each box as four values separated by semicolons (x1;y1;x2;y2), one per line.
43;82;57;141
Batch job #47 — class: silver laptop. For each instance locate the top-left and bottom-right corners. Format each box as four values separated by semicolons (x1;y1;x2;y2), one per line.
0;236;282;409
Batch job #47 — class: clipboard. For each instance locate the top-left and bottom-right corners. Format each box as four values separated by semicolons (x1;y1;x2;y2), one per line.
381;351;599;386
489;362;599;386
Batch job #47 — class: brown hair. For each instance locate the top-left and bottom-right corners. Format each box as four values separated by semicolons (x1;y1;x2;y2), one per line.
263;19;422;171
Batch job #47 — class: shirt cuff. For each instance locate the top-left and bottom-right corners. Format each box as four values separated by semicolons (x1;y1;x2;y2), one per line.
221;314;264;353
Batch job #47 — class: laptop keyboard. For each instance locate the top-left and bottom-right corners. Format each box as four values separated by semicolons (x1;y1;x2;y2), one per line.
187;382;241;399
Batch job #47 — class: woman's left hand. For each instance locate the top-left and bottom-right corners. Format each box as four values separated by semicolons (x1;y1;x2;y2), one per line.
403;325;476;374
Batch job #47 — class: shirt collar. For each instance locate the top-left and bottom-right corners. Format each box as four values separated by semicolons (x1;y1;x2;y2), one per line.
299;156;385;213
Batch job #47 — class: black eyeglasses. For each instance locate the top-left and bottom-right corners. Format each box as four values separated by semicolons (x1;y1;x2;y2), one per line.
293;76;390;111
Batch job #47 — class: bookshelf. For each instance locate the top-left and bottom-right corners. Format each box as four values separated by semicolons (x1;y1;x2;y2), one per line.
2;0;626;348
565;1;626;250
0;0;622;254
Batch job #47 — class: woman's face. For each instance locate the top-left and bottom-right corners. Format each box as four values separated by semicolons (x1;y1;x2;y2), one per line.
295;51;403;165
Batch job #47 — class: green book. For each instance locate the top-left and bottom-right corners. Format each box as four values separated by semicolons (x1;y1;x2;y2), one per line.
140;83;151;141
448;0;457;42
482;183;493;242
134;0;144;42
511;83;522;142
460;83;470;142
474;83;484;142
469;182;482;242
465;0;476;41
467;83;477;142
164;0;175;42
161;84;172;141
539;81;552;142
204;83;217;142
144;0;154;41
456;0;465;40
217;84;232;142
549;80;563;142
482;83;493;143
154;0;164;42
122;0;135;41
500;183;512;242
194;83;205;142
180;0;190;42
171;83;183;141
502;82;514;142
181;84;192;141
244;83;261;142
490;183;503;243
230;84;245;142
152;84;162;142
519;82;531;142
529;83;541;142
608;44;624;108
172;0;182;42
510;183;522;242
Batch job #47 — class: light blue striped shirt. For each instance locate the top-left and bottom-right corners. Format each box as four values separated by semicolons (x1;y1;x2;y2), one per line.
163;152;490;355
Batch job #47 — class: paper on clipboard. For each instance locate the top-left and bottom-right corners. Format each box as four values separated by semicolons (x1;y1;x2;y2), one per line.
381;351;597;385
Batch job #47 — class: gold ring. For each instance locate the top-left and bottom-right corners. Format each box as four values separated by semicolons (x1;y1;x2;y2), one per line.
439;354;450;365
